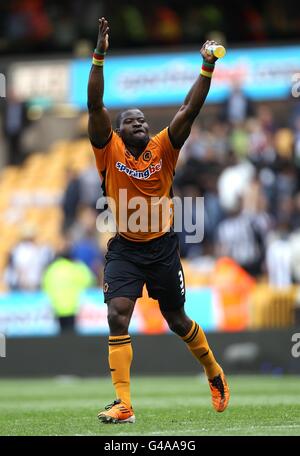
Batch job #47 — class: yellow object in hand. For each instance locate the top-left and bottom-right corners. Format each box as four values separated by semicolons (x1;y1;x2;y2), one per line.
206;44;226;59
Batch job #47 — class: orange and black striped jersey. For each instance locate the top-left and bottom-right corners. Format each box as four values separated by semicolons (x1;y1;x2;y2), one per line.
92;127;180;242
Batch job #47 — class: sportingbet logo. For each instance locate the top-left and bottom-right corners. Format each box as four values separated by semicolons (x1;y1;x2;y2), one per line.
116;159;162;180
0;333;6;358
0;73;6;98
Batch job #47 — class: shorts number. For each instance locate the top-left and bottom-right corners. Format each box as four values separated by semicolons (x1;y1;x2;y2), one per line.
178;270;185;296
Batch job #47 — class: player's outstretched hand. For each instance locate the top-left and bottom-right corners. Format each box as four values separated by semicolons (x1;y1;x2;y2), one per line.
96;17;109;53
200;40;218;64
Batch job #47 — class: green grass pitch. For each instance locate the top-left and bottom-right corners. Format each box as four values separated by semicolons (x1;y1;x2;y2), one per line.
0;375;300;436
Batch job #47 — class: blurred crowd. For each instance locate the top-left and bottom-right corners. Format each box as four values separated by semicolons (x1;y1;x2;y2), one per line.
5;162;104;292
0;0;298;54
4;85;300;292
175;88;300;287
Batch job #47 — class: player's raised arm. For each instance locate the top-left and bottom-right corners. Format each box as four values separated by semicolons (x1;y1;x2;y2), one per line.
87;18;112;148
168;41;218;149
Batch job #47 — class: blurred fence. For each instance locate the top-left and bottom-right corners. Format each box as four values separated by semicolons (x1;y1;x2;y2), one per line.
250;285;297;329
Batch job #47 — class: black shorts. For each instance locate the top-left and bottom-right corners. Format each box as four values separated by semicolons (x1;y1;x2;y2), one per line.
103;231;186;311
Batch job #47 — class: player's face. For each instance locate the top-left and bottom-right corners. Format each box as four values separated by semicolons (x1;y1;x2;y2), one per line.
119;109;150;148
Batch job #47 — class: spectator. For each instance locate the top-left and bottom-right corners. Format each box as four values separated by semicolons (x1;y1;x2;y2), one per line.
150;5;182;44
3;90;28;165
5;225;53;290
1;1;299;55
71;234;103;280
120;4;147;45
293;116;300;167
62;167;81;231
266;216;292;288
70;206;104;279
181;125;216;162
221;81;255;125
69;205;98;240
79;157;103;208
176;184;203;259
289;228;300;283
217;160;255;212
216;199;267;277
43;239;94;333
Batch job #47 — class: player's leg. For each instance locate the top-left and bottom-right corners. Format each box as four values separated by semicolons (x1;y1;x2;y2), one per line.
98;296;137;423
160;305;230;413
98;236;144;423
160;305;222;377
159;304;222;377
107;296;135;407
145;232;229;412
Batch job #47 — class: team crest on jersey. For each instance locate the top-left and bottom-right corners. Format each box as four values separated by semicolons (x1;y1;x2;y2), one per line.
103;283;109;293
115;159;162;180
142;150;152;162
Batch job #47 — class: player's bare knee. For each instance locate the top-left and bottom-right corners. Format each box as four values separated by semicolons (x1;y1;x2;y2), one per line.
163;315;191;336
167;319;189;336
107;309;130;333
107;298;134;334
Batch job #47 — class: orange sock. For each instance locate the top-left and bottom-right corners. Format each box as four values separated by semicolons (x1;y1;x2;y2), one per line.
108;335;133;407
181;321;222;380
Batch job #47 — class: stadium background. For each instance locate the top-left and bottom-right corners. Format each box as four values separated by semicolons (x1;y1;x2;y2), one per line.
0;0;300;380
